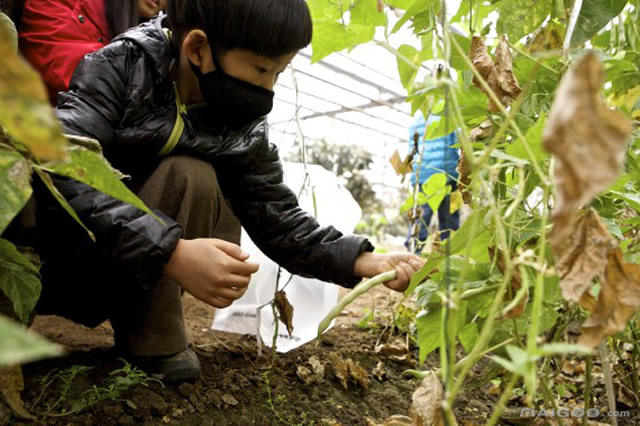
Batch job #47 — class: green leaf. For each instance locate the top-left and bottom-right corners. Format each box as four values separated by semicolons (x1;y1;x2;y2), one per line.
307;0;343;21
0;18;67;161
496;0;551;40
505;115;548;165
0;13;17;53
44;145;159;222
571;0;629;46
391;0;439;33
33;167;95;241
0;145;32;235
351;0;387;26
458;322;478;353
397;44;421;87
386;0;414;8
311;21;375;62
0;239;40;323
417;308;441;363
422;173;450;212
609;191;640;214
0;314;63;365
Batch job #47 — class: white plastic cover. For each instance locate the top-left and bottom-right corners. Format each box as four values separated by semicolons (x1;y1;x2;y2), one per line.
211;162;363;352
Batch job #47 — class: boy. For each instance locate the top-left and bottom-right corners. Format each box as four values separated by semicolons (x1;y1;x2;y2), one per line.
35;0;424;381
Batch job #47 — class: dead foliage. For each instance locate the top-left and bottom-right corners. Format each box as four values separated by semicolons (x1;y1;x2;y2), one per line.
330;355;369;390
543;52;632;242
579;248;640;348
552;210;617;309
409;371;447;426
469;36;522;112
274;290;294;336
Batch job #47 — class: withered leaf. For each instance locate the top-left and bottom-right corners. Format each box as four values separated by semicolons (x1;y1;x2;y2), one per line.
579;249;640;348
469;36;521;112
409;371;446;426
552;210;616;308
274;290;294;336
543;52;632;241
382;415;412;425
330;355;369;389
469;119;494;142
0;365;35;420
330;355;349;390
296;356;325;385
372;361;386;381
470;36;503;113
525;21;564;53
457;154;472;204
488;247;529;319
494;36;522;106
221;393;238;406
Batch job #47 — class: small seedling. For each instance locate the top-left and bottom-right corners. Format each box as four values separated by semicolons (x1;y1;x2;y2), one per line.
31;359;162;417
262;371;315;426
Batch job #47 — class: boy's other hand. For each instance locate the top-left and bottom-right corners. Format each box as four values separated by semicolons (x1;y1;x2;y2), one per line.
353;251;425;292
164;239;260;308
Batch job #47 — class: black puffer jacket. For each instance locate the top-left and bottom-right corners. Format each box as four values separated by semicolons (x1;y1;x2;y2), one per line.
36;16;372;324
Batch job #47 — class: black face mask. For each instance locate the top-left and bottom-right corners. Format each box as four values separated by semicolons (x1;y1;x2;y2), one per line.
190;49;274;131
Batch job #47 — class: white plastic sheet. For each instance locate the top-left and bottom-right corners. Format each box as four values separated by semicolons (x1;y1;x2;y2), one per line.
211;162;363;352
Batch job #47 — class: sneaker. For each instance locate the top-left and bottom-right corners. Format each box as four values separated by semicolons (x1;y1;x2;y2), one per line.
129;347;201;382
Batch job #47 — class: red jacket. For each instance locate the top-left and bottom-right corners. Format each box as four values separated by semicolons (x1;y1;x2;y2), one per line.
19;0;111;104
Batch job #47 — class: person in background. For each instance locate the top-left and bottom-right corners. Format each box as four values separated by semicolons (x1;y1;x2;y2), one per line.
406;114;460;254
19;0;165;104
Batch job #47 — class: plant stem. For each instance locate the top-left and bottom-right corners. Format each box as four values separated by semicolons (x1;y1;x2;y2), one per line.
563;0;584;57
487;374;518;426
582;355;592;426
599;342;618;426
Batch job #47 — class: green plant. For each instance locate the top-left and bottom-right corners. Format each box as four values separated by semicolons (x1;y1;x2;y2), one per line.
262;371;315;426
309;0;640;422
31;359;162;417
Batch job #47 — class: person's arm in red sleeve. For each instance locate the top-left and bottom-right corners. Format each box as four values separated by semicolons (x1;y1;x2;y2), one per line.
18;0;110;104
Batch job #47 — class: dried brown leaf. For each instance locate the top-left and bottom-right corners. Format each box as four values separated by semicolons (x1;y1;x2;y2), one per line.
488;247;529;319
552;210;617;308
372;361;386;381
330;355;349;390
470;36;503;113
382;415;412;425
543;53;633;241
409;371;447;426
494;36;522;105
0;366;34;420
347;359;369;389
221;393;238;406
579;248;640;348
274;290;294;335
525;21;564;53
469;119;494;142
297;356;325;385
457;154;472;204
469;36;521;112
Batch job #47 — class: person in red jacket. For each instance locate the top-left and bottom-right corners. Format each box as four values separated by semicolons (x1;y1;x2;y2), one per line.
19;0;164;104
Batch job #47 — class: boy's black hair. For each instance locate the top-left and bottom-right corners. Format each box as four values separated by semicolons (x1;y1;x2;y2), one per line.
165;0;312;58
106;0;139;38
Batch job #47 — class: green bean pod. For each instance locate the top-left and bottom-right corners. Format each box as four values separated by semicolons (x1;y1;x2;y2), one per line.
317;270;397;337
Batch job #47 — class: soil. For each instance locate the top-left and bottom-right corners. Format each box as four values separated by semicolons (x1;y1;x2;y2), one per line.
7;286;640;425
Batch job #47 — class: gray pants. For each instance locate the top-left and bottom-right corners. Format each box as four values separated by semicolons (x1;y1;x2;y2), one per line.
110;156;241;356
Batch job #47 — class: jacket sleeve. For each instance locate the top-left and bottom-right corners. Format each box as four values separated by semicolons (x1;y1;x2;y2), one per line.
177;122;374;287
44;41;182;289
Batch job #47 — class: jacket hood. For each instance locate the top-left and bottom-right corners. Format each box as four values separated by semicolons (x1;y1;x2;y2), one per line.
113;15;173;80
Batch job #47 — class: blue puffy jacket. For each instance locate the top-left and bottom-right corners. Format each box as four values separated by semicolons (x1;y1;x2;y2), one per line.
409;115;459;186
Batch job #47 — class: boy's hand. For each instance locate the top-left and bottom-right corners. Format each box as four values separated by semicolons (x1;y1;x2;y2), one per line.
164;239;259;308
353;251;425;292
